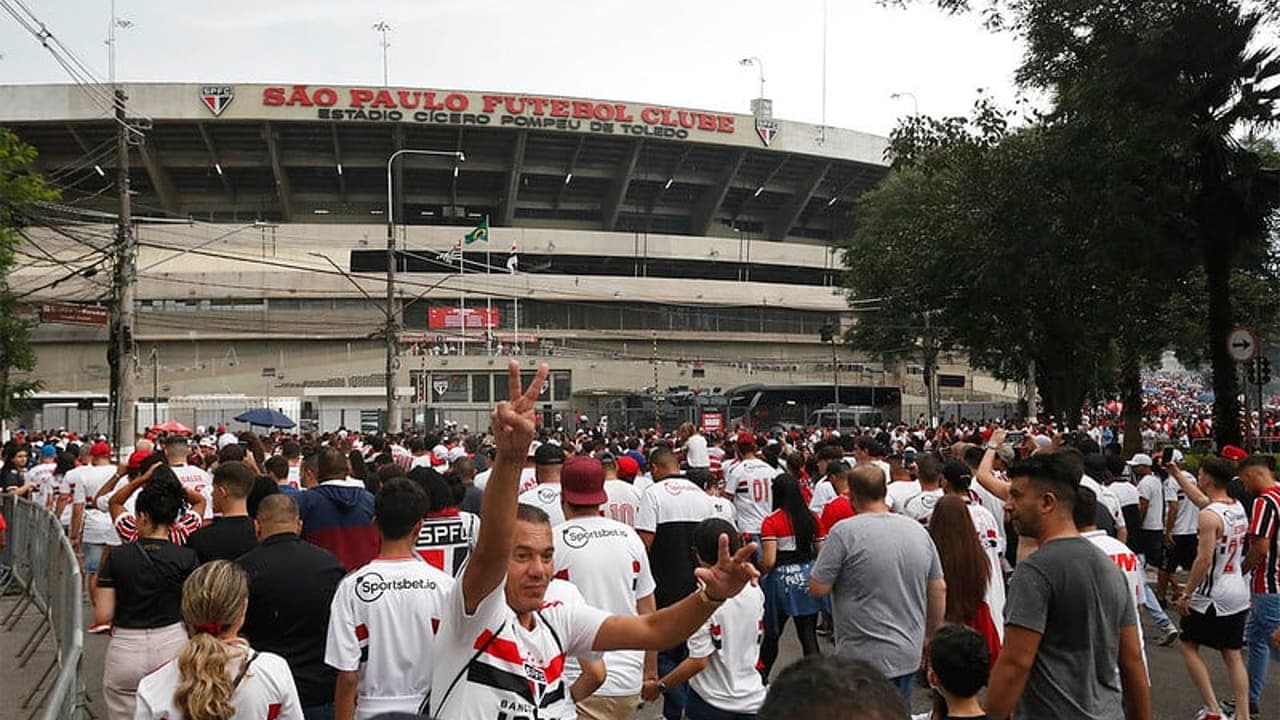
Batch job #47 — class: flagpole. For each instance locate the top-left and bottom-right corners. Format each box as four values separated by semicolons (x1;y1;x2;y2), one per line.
485;215;492;355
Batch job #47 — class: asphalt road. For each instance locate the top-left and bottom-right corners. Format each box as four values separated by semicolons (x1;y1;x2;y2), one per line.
2;595;1278;719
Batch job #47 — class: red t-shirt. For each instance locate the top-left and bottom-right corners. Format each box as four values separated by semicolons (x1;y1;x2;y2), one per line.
819;496;856;535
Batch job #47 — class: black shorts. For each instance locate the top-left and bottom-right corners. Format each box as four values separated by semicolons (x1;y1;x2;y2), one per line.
1134;529;1165;567
1162;534;1198;573
1180;605;1247;650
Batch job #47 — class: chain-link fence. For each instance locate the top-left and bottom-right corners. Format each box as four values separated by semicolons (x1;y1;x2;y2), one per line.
1;494;86;720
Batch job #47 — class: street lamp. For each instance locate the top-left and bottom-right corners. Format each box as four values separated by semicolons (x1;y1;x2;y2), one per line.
739;56;765;99
890;91;920;116
372;21;391;86
384;149;465;432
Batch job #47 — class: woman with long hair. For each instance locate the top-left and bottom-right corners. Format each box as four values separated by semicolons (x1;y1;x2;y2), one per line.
1;445;29;492
927;495;1001;666
95;472;200;719
136;560;303;719
759;472;824;679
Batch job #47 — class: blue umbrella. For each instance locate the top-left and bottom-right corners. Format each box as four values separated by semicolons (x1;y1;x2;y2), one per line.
234;408;296;428
1197;392;1215;404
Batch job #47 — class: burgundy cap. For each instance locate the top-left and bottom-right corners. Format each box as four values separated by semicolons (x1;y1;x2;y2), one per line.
561;456;607;506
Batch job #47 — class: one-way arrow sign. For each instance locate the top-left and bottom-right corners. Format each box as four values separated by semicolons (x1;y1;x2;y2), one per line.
1228;326;1259;363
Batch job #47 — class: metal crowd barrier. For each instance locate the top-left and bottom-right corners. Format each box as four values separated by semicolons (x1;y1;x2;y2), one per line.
1;493;86;720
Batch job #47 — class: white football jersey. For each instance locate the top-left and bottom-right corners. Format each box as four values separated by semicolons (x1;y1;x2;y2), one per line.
136;645;303;720
724;458;776;534
1084;529;1148;681
474;467;538;493
325;557;454;719
71;465;119;544
687;584;767;714
968;502;1006;639
552;516;655;696
518;484;566;526
429;574;608;720
1190;501;1250;616
171;464;214;519
602;480;642;527
416;510;480;577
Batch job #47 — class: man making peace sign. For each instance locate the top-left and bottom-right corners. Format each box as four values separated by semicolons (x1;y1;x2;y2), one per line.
429;362;760;720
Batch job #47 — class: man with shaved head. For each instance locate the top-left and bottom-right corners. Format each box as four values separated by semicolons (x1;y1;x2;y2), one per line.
238;493;346;719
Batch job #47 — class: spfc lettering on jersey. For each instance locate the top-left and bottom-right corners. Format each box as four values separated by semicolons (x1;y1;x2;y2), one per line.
200;85;234;116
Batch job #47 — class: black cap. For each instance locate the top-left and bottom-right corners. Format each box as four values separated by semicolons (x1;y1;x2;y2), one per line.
534;442;566;466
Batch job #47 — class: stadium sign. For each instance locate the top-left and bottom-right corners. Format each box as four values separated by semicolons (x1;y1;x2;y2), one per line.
255;84;745;142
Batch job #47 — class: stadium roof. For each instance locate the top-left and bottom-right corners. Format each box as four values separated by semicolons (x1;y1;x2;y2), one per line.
0;83;890;241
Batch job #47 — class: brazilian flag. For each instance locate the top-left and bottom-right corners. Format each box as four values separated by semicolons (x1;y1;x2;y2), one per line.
464;216;489;244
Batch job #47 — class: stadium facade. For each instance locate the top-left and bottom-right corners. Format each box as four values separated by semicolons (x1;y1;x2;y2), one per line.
1;82;1018;433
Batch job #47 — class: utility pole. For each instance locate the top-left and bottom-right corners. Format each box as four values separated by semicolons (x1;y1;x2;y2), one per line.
150;346;158;427
652;331;660;430
113;87;137;452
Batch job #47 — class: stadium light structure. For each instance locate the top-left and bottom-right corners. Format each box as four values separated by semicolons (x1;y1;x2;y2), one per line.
384;148;466;432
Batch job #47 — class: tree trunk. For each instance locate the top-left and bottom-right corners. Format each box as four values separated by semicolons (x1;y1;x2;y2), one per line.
1206;250;1242;448
1117;341;1144;458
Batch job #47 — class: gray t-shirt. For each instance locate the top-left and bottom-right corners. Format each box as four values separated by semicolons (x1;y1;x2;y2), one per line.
810;512;942;677
1004;536;1137;720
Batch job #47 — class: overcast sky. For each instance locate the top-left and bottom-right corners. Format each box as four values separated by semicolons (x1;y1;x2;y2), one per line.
0;0;1026;136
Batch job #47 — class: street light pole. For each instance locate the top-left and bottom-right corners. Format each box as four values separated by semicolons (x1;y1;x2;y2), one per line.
372;22;391;86
385;149;465;433
890;91;920;116
739;56;765;99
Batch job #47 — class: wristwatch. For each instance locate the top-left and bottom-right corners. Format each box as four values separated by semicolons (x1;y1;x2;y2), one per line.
657;680;668;693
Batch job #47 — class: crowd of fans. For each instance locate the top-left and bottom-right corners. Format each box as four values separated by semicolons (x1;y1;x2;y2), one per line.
2;362;1280;719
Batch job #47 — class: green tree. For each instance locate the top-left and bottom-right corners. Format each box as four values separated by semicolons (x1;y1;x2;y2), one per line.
0;128;57;422
874;0;1280;445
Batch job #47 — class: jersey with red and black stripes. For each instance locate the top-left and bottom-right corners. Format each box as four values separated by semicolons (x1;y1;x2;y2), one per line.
430;577;608;720
1249;486;1280;594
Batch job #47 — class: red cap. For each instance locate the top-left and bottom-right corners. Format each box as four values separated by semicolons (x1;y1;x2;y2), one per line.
126;449;152;471
616;455;640;480
90;441;112;458
561;456;607;506
736;432;758;450
1220;445;1248;462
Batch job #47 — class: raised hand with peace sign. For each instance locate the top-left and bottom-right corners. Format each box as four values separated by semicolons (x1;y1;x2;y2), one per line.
463;360;550;612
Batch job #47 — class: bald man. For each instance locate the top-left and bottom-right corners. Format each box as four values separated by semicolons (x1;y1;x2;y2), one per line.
237;494;346;718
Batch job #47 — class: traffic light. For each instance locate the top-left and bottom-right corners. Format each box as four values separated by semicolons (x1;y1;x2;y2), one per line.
1260;357;1272;385
819;321;834;343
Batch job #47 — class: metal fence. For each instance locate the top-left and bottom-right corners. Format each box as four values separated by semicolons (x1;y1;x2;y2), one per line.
1;494;86;720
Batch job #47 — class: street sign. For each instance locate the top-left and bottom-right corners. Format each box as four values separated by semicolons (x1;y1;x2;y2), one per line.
1228;326;1259;363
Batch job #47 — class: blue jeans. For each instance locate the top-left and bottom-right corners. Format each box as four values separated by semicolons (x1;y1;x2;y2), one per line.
302;704;334;720
658;644;689;720
1137;553;1174;630
686;688;757;720
1247;592;1280;706
889;672;913;706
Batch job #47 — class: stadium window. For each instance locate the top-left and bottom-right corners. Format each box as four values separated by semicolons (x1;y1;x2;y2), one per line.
552;371;571;402
472;373;491;403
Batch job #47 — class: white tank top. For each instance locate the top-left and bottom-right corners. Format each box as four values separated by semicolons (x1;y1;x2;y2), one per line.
1190;501;1250;616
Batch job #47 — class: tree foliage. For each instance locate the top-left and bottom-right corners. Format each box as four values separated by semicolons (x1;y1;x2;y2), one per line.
0;127;57;421
853;0;1280;443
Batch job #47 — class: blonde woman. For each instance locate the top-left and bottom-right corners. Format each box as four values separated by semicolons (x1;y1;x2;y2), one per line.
135;560;302;720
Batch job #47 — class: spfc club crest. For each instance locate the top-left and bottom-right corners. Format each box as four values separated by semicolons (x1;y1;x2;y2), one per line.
755;117;778;146
199;85;234;116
